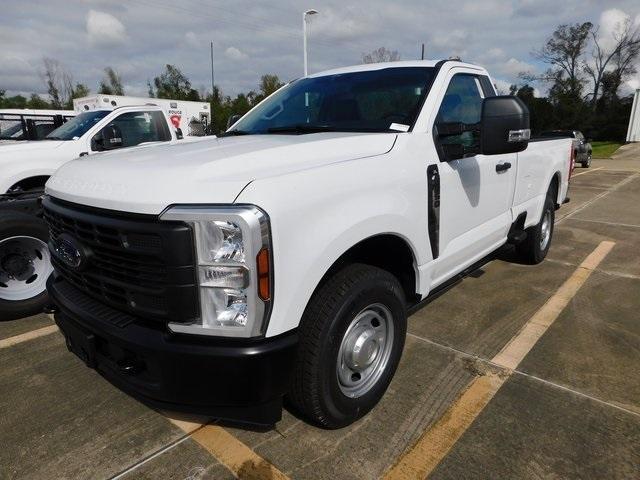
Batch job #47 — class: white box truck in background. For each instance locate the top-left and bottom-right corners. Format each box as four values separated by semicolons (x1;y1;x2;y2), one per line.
73;95;210;137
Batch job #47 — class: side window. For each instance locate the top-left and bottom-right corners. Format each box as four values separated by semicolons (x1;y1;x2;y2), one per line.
436;74;484;148
94;110;171;150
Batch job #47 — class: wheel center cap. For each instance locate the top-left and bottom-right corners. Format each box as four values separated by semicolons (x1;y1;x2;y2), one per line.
1;253;30;277
345;327;379;371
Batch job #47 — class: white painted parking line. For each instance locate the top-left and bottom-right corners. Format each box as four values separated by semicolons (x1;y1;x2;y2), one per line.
0;324;58;349
384;241;615;480
571;166;603;177
567;217;640;229
557;173;639;223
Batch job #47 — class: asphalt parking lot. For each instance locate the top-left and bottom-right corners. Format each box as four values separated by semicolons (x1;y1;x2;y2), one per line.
1;154;639;480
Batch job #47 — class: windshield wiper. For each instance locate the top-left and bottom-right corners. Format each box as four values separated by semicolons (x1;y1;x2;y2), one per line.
221;129;252;137
45;136;65;140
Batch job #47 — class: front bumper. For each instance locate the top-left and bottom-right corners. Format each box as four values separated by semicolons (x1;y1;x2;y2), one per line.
48;275;297;426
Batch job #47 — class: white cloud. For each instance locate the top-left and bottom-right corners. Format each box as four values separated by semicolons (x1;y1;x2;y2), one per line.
224;46;248;61
86;10;127;47
184;31;199;49
493;78;514;95
598;9;633;51
501;57;535;77
2;0;640;99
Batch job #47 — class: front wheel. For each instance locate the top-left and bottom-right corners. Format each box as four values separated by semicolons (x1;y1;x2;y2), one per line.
582;153;592;168
0;212;53;321
516;194;555;264
288;264;407;428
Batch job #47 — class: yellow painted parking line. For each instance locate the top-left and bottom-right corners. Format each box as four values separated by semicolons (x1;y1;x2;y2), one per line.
0;324;58;349
571;166;603;177
169;418;291;480
384;240;615;480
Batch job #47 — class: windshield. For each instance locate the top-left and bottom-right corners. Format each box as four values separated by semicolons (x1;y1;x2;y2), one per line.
230;67;435;135
46;110;110;140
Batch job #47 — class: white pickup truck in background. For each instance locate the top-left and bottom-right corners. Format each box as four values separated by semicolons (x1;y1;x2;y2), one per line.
0;100;213;320
44;60;572;428
73;94;210;137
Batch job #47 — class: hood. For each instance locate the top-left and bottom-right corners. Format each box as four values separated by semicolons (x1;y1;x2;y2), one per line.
46;132;397;215
0;139;66;154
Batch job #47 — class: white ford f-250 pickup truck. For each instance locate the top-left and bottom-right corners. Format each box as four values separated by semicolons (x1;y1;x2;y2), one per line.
44;60;572;428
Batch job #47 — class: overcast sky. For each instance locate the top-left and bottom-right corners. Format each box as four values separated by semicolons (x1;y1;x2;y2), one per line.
1;0;639;100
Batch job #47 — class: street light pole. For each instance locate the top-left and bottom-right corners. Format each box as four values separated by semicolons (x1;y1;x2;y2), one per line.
303;9;318;76
211;42;216;98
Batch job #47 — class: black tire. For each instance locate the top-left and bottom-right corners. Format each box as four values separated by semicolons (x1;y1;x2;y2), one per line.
0;211;51;321
582;153;592;168
288;263;407;428
516;194;555;265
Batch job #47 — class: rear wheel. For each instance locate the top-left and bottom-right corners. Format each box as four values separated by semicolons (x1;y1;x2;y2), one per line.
0;212;53;321
288;264;407;428
582;152;592;168
516;194;555;264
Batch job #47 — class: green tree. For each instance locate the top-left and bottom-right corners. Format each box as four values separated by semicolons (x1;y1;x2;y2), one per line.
362;47;400;64
513;85;555;134
147;80;155;98
153;64;200;101
59;83;90;109
532;22;593;99
98;67;125;95
259;74;283;98
42;57;64;108
0;94;27;108
27;94;51;109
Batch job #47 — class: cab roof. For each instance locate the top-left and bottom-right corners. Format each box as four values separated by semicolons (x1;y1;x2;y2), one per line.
307;59;485;78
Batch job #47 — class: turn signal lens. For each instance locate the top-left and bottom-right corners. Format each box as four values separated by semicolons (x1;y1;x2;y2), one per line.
257;248;271;301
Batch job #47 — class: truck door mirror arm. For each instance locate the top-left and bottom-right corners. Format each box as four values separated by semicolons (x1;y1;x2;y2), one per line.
435;122;481;161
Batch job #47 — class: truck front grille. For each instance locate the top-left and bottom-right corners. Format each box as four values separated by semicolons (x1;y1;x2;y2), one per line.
43;196;198;323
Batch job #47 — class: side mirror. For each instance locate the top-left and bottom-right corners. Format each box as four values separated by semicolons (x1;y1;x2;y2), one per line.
227;114;242;129
480;96;530;155
95;124;123;151
176;127;183;140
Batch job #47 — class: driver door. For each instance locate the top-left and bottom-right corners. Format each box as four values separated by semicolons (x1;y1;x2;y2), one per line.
431;72;516;283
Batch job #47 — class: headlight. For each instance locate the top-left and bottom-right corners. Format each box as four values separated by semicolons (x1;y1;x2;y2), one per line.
160;205;272;338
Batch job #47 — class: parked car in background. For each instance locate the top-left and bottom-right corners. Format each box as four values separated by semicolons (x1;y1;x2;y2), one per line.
540;130;592;168
0;101;213;321
0;109;75;144
44;59;573;428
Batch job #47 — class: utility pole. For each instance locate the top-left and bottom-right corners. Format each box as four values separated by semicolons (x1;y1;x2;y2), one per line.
210;41;215;98
421;43;425;60
303;9;318;76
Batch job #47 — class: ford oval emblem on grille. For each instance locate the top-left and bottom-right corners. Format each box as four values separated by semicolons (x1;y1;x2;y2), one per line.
53;234;86;270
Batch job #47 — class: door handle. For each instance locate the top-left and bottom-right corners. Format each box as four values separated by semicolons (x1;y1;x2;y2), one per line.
496;162;512;173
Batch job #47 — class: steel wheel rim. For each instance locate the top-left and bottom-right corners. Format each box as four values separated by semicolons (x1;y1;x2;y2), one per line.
540;210;552;251
336;303;395;398
0;236;53;301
